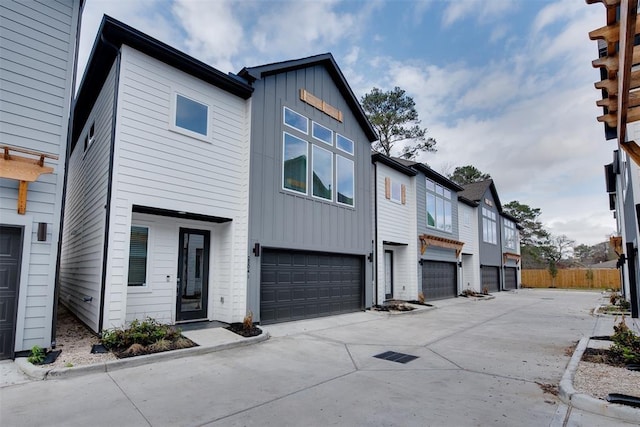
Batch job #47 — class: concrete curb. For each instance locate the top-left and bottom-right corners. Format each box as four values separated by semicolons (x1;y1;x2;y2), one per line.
367;304;437;316
559;336;640;423
15;331;270;380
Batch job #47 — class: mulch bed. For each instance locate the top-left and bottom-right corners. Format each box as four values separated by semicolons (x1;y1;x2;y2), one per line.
226;323;263;337
581;347;628;367
110;338;198;359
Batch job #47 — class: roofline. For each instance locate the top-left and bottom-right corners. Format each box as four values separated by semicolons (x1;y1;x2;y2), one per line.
458;195;479;207
72;15;253;146
410;163;464;191
238;53;378;143
371;153;417;176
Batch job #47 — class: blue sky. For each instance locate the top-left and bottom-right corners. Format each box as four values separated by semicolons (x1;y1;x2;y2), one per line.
78;0;615;245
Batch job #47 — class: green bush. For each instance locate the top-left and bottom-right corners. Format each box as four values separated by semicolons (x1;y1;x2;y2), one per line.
27;345;45;364
101;317;182;350
611;318;640;364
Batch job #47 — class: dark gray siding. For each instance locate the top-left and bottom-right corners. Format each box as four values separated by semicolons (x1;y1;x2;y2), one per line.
246;65;373;321
479;189;502;267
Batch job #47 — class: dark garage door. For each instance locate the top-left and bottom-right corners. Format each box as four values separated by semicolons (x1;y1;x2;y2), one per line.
260;250;363;324
0;226;22;360
504;267;517;290
482;266;500;293
421;261;457;300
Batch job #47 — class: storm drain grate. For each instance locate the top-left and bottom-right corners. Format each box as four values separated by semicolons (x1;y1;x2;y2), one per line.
373;351;418;364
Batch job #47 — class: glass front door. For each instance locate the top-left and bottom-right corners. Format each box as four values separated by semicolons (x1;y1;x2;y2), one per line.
177;228;209;321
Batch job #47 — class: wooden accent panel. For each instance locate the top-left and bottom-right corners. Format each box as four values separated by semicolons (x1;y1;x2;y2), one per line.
300;89;343;122
0;145;57;214
384;177;390;199
503;252;521;265
401;184;406;205
419;234;464;258
610;235;623;255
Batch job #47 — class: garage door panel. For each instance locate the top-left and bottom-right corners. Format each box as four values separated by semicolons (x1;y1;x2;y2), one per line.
261;250;364;324
422;261;457;300
481;267;500;292
504;267;517;290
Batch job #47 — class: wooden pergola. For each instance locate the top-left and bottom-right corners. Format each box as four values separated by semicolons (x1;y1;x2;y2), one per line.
588;0;640;164
418;234;464;258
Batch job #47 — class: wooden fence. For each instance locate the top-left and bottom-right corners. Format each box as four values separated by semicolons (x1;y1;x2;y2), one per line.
521;269;620;290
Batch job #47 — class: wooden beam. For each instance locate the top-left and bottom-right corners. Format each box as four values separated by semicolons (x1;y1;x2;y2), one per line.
617;0;638;144
585;0;620;6
597;91;640;112
594;68;640;96
597;105;640;127
589;18;640;43
17;181;28;215
619;140;640;166
592;46;640;73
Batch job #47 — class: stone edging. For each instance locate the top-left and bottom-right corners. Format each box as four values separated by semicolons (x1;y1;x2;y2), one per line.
559;336;640;423
15;331;270;380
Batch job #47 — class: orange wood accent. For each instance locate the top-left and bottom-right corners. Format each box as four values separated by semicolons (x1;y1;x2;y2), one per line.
0;145;57;215
585;0;620;6
299;89;343;122
619;140;640;166
401;184;406;205
384;177;390;199
503;252;521;265
610;235;623;255
419;234;464;258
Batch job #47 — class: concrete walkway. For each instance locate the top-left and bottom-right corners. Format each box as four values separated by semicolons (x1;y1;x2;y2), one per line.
1;289;638;426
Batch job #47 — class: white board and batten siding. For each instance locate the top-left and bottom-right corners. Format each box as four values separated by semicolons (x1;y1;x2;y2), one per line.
59;62;118;333
375;163;418;302
103;46;251;328
458;202;480;293
0;0;81;350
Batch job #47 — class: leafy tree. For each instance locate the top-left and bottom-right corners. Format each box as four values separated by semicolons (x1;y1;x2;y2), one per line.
361;86;436;159
503;201;549;247
448;165;491;186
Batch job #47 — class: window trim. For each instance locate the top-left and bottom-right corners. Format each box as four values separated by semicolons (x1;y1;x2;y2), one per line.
312;121;333;146
336;133;354;155
336;154;355;207
482;207;497;245
426;178;452;233
127;224;151;291
390;181;402;203
312;144;333;201
282;131;309;195
283;106;308;134
504;219;516;249
170;92;211;141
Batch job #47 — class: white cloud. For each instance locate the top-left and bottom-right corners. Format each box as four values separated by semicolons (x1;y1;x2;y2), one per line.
442;0;515;27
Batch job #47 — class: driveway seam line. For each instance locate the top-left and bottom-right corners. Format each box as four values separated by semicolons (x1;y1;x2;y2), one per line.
107;371;153;426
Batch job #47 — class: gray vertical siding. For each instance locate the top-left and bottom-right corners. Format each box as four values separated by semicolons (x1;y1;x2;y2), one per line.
478;190;502;267
246;64;373;320
0;0;80;350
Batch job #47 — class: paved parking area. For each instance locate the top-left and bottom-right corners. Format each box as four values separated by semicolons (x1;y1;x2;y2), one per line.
1;289;637;426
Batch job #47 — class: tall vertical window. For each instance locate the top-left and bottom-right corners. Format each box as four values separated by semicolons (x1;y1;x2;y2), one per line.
504;219;516;249
426;179;452;232
283;132;308;193
128;226;148;286
336;155;354;206
482;207;497;244
312;145;332;200
175;94;208;136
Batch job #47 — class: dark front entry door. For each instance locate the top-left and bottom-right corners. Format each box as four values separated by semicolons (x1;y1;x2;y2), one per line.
384;250;393;299
0;226;23;360
177;229;209;321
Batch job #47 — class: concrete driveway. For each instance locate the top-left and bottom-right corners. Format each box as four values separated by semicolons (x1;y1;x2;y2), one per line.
0;289;636;426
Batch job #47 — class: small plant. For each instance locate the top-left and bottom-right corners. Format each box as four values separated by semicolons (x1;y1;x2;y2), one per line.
148;339;172;353
609;292;621;305
27;345;46;365
65;362;74;368
101;317;181;350
417;292;425;304
620;299;631;311
610;317;640;364
482;286;489;295
243;311;254;331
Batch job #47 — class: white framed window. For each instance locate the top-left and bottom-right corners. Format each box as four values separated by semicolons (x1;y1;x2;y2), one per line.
504;219;516;249
426;179;452;232
482;207;497;244
128;225;149;287
337;134;354;155
463;211;471;227
282;132;308;194
391;181;402;203
172;93;210;139
312;145;333;200
336;155;355;206
284;106;308;134
312;122;333;145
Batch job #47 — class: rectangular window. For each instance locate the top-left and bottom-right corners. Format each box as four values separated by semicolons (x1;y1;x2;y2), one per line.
312;122;333;145
504;220;516;249
175;94;208;136
425;179;452;232
336;155;354;206
128;226;148;286
312;145;333;200
337;134;354;155
283;132;308;194
284;106;308;134
482;207;497;244
391;181;402;203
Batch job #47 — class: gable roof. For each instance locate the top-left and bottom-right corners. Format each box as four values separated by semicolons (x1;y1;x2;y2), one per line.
371;153;417;176
394;158;463;191
458;179;502;211
72;15;253;146
238;53;378;142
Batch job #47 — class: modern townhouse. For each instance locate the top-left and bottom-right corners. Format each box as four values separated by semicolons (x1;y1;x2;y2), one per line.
0;0;83;359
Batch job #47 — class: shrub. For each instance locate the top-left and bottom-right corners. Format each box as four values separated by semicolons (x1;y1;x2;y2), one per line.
101;317;183;350
417;292;425;304
243;311;253;331
610;317;640;364
27;345;45;365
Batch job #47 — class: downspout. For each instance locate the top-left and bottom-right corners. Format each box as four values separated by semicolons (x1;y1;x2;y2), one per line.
98;36;121;333
626;242;639;318
52;2;84;348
